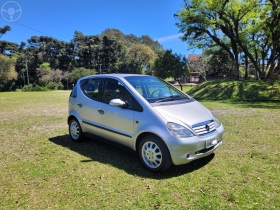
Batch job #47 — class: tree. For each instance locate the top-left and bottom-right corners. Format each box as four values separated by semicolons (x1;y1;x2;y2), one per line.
101;28;126;42
0;26;11;38
124;34;139;47
153;50;189;90
0;41;18;55
72;31;98;70
27;36;70;70
176;0;280;80
16;46;40;85
264;0;280;79
0;54;18;91
125;44;156;74
122;33;164;54
71;31;127;73
37;68;65;87
14;35;77;87
39;62;51;70
97;35;126;73
66;67;96;85
203;47;234;78
58;42;76;71
139;35;163;54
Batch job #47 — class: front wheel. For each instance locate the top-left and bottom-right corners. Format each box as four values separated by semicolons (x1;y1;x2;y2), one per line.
69;118;84;142
138;135;172;172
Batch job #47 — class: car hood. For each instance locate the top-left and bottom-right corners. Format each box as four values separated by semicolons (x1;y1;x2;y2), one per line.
153;100;213;128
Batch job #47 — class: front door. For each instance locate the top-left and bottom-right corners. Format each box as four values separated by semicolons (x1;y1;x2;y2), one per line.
93;78;134;149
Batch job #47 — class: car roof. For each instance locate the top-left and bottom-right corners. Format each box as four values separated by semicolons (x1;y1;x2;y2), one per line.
80;74;152;80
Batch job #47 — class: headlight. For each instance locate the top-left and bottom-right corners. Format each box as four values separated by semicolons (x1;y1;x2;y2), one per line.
167;122;194;138
212;113;222;128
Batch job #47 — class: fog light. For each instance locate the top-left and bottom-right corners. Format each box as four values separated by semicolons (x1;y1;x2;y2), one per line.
212;140;218;146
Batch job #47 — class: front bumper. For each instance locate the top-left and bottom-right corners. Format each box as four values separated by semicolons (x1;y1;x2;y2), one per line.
167;124;224;165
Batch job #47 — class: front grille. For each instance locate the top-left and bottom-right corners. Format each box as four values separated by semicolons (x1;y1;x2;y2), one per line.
192;120;216;136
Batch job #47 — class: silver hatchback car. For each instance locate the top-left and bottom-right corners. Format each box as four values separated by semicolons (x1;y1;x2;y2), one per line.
68;74;224;172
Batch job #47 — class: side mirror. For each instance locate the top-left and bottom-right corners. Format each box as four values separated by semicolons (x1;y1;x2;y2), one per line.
109;99;129;108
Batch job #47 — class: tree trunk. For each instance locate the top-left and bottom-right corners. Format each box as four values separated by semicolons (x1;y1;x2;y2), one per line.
175;79;183;91
234;51;239;80
244;55;249;80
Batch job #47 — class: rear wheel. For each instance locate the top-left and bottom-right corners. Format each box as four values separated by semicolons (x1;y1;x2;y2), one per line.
138;135;172;172
69;118;84;142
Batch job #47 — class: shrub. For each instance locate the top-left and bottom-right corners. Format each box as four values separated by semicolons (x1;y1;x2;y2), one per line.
22;84;48;92
33;85;48;91
21;84;33;92
46;82;64;90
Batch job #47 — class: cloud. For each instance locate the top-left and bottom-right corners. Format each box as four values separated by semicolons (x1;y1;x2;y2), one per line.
155;33;184;43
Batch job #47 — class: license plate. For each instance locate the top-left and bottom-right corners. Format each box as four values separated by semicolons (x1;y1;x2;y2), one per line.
205;138;218;148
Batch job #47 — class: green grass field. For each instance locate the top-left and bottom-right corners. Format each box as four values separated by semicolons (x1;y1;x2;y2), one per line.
187;80;280;101
0;88;279;209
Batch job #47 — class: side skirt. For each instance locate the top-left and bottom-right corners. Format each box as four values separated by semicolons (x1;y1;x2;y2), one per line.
84;132;136;154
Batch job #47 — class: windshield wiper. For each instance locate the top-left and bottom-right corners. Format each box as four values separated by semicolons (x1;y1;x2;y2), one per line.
154;95;182;103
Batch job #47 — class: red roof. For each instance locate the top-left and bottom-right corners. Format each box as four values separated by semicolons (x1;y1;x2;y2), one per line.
188;54;202;62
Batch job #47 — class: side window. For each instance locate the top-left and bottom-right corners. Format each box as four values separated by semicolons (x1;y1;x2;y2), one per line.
70;84;77;98
80;78;102;100
117;82;133;109
102;79;122;103
102;79;134;109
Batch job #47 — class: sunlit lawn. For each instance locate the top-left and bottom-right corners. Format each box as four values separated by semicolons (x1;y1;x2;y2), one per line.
0;91;279;209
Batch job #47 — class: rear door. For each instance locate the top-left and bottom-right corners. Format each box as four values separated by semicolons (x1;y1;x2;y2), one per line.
76;77;103;134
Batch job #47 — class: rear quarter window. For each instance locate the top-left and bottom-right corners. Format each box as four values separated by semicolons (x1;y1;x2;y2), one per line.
70;85;77;98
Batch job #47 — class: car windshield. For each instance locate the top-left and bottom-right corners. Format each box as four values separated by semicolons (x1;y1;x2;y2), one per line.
124;76;189;103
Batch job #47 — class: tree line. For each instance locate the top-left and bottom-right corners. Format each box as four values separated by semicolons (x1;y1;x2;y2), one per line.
0;27;167;91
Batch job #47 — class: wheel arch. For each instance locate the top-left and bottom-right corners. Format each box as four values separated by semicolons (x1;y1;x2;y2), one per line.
135;132;170;156
68;115;85;134
68;114;77;125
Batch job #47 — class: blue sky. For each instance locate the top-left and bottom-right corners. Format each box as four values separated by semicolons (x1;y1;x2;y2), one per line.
0;0;201;56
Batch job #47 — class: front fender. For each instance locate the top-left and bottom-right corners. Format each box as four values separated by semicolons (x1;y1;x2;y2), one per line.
133;107;171;151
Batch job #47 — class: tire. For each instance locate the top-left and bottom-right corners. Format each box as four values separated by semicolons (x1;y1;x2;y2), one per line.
138;135;172;172
69;118;84;142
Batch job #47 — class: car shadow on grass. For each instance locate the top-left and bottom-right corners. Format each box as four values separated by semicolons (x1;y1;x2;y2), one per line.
49;134;215;179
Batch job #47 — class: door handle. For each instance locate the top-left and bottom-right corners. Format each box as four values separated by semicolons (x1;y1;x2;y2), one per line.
98;109;105;114
77;103;83;108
